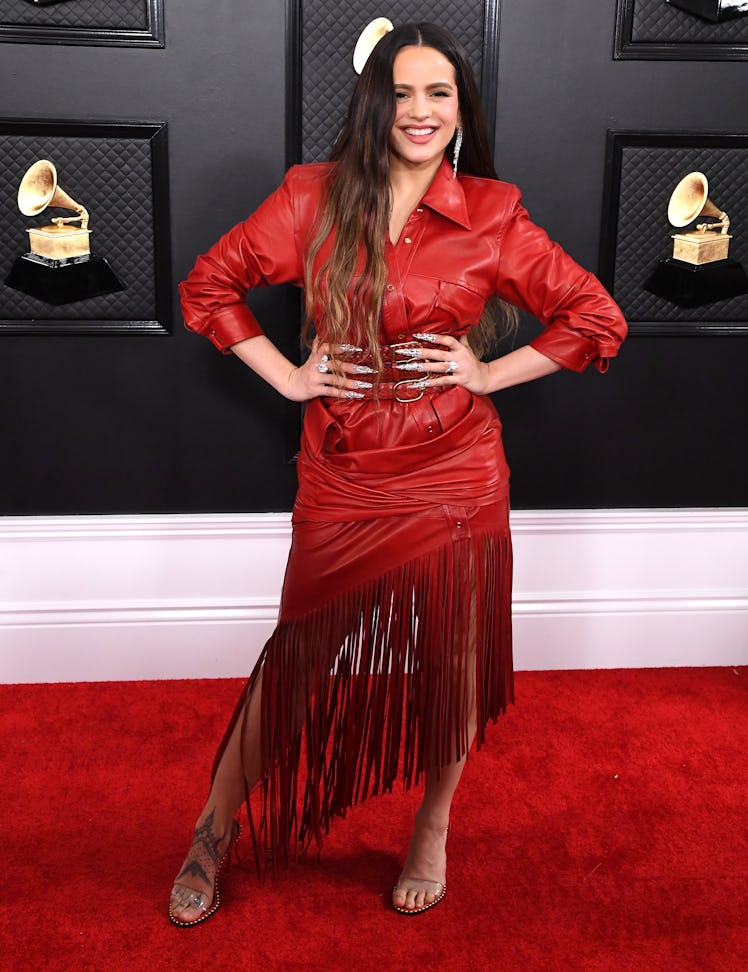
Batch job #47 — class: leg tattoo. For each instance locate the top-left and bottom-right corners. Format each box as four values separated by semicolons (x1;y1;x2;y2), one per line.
176;809;221;885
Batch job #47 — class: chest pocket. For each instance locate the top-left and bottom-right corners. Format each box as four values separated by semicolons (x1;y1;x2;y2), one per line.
404;276;489;333
433;280;488;331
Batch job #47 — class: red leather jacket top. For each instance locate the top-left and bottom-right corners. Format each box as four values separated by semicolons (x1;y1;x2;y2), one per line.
180;156;626;373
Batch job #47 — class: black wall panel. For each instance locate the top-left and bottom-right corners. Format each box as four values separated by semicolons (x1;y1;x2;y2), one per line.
0;0;745;513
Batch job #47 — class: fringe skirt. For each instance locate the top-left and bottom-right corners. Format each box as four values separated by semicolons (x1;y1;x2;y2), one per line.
213;386;514;874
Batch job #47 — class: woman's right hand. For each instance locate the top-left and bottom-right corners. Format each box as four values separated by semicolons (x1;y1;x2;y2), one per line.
229;334;373;403
284;338;373;403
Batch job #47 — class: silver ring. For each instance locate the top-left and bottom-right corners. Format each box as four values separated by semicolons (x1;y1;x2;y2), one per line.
445;360;458;374
317;362;330;374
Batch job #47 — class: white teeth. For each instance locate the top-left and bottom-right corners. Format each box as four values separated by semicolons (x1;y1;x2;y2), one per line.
404;127;435;136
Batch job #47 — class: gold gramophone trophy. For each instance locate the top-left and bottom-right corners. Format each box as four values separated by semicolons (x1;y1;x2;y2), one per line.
644;171;748;307
5;159;123;305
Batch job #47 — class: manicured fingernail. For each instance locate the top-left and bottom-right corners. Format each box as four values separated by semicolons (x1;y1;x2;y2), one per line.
343;391;365;399
339;344;364;353
407;379;429;390
353;380;373;389
353;364;376;374
396;347;423;358
397;362;426;371
413;332;439;343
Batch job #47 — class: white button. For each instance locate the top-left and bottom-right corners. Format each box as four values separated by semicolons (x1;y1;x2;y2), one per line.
404;237;412;244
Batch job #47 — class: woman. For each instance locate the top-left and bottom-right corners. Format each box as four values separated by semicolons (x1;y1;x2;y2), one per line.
170;22;626;925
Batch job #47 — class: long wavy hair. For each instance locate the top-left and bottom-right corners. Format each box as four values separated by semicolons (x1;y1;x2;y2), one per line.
302;22;517;368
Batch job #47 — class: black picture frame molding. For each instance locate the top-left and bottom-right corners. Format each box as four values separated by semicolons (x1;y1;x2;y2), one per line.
0;0;164;49
599;129;748;336
0;119;172;337
614;0;748;61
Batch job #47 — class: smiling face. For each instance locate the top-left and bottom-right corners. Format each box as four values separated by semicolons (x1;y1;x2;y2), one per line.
388;45;460;176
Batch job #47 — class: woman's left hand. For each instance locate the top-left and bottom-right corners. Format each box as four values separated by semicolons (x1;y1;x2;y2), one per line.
410;333;491;395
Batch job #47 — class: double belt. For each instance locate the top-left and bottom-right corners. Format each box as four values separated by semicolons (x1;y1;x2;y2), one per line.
337;340;444;403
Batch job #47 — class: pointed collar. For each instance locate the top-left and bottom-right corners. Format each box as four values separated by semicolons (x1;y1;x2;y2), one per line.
419;156;472;230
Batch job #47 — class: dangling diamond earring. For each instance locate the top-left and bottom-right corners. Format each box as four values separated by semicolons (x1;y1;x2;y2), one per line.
452;127;463;179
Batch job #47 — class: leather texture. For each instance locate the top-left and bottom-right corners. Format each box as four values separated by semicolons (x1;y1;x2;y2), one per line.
186;159;624;868
180;154;626;598
180;156;627;372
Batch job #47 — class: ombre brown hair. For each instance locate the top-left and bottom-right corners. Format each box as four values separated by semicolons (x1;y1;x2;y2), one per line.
303;22;517;368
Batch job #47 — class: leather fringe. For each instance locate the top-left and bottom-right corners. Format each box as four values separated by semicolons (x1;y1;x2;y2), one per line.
213;529;513;878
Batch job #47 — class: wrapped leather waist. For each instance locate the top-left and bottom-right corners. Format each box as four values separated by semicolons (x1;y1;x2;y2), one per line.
294;386;511;522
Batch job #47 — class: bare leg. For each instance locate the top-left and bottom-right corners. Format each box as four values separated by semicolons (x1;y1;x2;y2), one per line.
392;707;477;912
394;566;479;914
169;671;264;924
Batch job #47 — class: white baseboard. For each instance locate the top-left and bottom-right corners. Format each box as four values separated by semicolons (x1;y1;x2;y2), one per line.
1;510;746;682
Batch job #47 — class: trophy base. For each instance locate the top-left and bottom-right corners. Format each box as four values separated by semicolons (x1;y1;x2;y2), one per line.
5;253;124;306
643;258;748;308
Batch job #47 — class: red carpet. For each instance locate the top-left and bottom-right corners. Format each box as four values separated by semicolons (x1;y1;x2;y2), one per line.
2;667;746;971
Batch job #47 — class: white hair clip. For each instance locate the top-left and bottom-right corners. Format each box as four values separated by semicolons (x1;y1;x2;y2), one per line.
352;17;394;74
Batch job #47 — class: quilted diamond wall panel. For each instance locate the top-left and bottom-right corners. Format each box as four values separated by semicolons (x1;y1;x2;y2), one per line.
610;144;748;323
0;127;162;323
2;0;148;30
299;1;489;163
633;0;748;43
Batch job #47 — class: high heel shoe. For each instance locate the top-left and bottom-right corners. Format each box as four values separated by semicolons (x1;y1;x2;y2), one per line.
392;825;448;916
169;819;241;928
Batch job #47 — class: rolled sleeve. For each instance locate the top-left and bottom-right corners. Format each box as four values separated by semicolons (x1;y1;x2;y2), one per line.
529;327;605;373
496;189;627;373
200;303;264;353
179;168;305;353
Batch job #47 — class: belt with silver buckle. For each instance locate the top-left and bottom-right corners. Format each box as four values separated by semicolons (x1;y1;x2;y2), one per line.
336;340;442;403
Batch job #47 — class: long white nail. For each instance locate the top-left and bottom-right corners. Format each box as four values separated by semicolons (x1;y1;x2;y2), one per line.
413;332;440;343
407;379;430;390
353;380;373;389
353;364;376;374
396;361;426;371
343;391;365;399
338;344;364;353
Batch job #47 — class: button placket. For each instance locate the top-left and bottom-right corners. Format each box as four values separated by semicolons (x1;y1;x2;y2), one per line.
382;208;427;343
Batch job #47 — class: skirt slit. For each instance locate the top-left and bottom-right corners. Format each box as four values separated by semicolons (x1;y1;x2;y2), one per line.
211;513;513;877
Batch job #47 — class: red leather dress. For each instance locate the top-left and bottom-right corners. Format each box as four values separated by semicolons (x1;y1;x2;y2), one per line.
180;157;627;870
